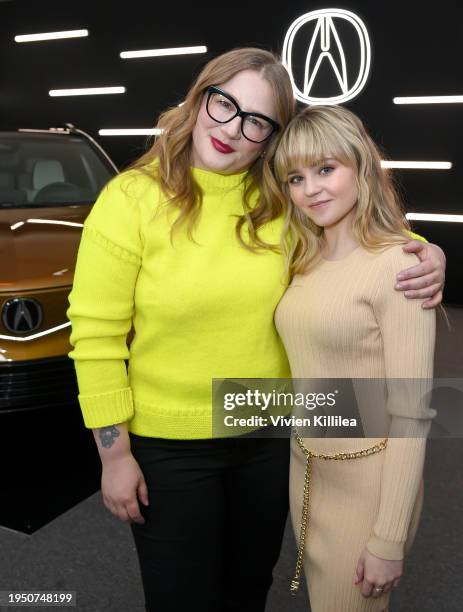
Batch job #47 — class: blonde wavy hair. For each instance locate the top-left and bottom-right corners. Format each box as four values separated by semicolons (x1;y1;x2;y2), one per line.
273;105;411;277
125;47;295;249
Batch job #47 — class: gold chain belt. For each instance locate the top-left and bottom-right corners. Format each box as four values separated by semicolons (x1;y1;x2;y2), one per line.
290;429;388;595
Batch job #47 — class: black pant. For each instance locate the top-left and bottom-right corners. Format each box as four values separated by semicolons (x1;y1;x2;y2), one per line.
129;434;290;612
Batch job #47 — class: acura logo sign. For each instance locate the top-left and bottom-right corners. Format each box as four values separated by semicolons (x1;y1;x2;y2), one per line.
2;298;43;334
282;8;371;105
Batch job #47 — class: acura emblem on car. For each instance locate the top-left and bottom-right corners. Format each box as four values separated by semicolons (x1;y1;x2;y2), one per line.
2;298;43;334
282;8;371;105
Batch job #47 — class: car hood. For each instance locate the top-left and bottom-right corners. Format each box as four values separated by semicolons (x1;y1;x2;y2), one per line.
0;205;91;291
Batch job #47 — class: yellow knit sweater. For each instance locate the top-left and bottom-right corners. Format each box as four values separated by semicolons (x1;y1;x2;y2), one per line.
67;166;290;439
275;245;436;559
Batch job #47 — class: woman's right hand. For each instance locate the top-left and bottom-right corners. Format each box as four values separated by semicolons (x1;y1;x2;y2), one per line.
354;547;403;597
101;453;149;524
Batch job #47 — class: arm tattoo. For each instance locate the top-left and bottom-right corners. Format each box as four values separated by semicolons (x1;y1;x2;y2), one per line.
99;426;121;449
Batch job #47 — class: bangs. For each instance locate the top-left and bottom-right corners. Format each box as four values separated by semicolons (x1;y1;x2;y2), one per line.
274;114;354;181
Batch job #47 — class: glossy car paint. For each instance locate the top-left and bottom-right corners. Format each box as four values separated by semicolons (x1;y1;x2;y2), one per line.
0;128;122;374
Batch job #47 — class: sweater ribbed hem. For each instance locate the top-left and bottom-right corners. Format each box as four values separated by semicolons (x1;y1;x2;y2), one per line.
129;401;213;439
127;397;293;440
79;387;134;428
366;534;405;560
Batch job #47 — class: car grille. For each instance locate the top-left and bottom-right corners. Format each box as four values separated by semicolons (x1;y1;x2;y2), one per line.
0;356;78;412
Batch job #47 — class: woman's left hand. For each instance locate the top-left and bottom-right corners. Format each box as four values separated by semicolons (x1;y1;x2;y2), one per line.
354;548;403;598
395;241;446;308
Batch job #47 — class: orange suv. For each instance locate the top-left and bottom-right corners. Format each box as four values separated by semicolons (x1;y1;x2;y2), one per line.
0;124;118;413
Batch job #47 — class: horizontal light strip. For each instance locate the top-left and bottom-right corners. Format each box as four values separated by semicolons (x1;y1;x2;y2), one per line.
406;213;463;223
394;95;463;104
49;87;125;97
120;45;207;59
10;219;84;231
381;161;452;170
11;219;84;230
15;29;89;43
27;219;84;228
17;128;69;133
99;128;162;136
0;321;71;342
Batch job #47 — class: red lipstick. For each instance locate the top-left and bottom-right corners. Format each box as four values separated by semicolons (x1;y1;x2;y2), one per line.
211;137;235;154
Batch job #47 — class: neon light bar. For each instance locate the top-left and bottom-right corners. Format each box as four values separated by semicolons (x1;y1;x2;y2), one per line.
121;46;207;59
99;129;163;136
406;213;463;223
15;30;89;43
49;87;126;97
394;96;463;104
381;161;452;170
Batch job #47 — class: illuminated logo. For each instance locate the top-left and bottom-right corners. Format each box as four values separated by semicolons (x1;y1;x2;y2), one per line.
282;8;371;105
2;298;43;334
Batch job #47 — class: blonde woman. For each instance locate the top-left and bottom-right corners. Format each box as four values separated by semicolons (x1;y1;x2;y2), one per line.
274;105;437;611
67;48;444;612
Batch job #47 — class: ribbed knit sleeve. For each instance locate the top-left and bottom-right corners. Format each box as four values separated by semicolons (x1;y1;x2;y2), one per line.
366;246;436;560
66;172;144;428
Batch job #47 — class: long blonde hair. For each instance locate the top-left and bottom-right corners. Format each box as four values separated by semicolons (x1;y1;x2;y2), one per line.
273;105;411;277
126;47;295;249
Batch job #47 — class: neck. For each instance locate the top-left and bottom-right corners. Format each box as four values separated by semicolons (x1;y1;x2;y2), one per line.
321;211;358;260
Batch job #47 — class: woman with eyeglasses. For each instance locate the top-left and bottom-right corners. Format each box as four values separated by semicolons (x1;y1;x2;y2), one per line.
66;48;445;612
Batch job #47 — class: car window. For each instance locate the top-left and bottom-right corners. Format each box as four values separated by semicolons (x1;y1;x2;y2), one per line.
0;133;116;208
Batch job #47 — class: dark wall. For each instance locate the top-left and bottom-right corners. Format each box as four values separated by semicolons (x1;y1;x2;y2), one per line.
1;0;461;303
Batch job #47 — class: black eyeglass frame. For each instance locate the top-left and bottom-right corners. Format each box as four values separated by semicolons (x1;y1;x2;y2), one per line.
205;85;280;143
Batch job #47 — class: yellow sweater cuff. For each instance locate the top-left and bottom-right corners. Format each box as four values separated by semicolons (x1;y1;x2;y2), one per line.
366;534;405;560
78;387;134;428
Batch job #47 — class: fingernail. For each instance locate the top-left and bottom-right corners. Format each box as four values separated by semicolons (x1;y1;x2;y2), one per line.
397;274;404;280
395;283;402;290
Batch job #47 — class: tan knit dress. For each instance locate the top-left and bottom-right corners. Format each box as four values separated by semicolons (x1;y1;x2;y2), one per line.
275;245;436;612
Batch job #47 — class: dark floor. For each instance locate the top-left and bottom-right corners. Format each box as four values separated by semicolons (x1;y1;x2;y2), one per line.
0;306;461;611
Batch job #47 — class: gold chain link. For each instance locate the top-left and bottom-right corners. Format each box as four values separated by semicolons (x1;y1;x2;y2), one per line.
290;429;388;595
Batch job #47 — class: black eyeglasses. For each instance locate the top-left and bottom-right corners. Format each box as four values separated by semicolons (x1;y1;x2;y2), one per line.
205;85;280;143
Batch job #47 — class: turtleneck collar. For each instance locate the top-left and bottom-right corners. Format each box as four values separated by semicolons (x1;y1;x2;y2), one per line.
191;165;250;192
